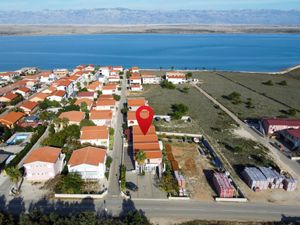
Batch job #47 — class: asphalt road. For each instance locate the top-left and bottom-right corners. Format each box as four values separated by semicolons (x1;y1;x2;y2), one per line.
193;84;300;178
107;74;127;197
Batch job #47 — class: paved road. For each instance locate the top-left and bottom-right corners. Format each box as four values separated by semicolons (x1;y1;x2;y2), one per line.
107;74;127;197
193;84;300;178
0;197;299;222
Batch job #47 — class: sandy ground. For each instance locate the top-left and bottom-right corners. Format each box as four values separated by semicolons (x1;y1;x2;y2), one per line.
171;143;215;201
1;24;300;36
233;127;257;141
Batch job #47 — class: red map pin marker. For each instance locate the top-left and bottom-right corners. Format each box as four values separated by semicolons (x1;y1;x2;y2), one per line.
136;106;154;135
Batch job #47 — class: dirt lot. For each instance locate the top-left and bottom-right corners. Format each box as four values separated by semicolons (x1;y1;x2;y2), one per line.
170;142;215;201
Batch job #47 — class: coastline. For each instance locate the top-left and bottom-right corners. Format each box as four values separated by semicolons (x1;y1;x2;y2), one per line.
1;24;300;36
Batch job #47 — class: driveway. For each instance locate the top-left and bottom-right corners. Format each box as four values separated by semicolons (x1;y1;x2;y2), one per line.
126;172;167;199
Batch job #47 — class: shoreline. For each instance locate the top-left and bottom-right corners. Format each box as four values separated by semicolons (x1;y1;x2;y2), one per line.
1;24;300;36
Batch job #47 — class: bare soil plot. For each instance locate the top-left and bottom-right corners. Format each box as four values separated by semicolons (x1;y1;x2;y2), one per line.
170;142;215;201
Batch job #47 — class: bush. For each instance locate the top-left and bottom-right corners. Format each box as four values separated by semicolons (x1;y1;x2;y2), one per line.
160;80;176;89
39;99;61;110
278;80;287;86
120;165;126;191
113;94;121;101
185;72;193;79
262;80;274;86
59;104;80;113
170;103;189;119
55;173;84;194
80;119;96;127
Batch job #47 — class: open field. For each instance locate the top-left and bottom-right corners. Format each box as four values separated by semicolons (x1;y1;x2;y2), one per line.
170;142;215;201
132;85;276;169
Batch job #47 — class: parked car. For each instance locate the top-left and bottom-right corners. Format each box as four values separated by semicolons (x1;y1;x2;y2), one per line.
126;182;138;192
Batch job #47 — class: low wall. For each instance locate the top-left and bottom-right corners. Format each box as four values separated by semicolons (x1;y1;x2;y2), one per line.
168;196;190;200
54;190;107;199
215;197;248;203
157;132;202;138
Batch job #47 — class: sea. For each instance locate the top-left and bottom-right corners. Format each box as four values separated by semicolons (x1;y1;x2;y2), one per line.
0;34;300;72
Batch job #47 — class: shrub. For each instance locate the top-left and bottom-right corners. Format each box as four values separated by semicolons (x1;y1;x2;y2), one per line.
262;80;274;86
160;80;176;89
278;80;288;86
55;173;84;194
170;103;189;119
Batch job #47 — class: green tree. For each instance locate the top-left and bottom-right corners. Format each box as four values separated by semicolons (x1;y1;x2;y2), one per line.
262;80;274;86
124;210;151;225
80;102;88;113
160;80;176;89
185;72;193;79
5;167;22;192
80;119;96;127
278;80;287;86
113;94;121;101
159;172;179;195
135;151;147;174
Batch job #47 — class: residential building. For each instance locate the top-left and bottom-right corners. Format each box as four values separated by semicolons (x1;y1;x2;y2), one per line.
129;73;142;84
67;146;106;180
0;71;18;82
127;110;149;127
90;110;113;127
108;75;120;83
0;92;18;103
41;86;56;94
54;79;74;97
74;98;93;111
262;118;300;135
99;66;111;77
132;125;163;175
23;146;65;181
166;71;187;84
110;70;119;76
112;66;123;72
130;67;139;73
282;128;300;150
102;84;118;95
30;93;49;103
53;69;69;77
87;81;102;92
77;91;96;100
0;111;25;128
14;87;31;98
80;126;109;148
94;99;116;111
130;84;143;92
39;71;57;84
127;98;147;111
19;101;38;115
46;90;66;102
59;111;85;125
141;73;161;84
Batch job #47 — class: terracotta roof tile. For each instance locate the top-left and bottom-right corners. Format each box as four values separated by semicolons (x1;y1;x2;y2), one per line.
127;98;145;107
20;101;38;111
96;99;116;106
80;126;108;140
90;110;112;120
59;111;85;123
133;125;156;135
74;98;93;107
2;92;18;101
68;146;106;166
0;111;25;126
24;146;61;164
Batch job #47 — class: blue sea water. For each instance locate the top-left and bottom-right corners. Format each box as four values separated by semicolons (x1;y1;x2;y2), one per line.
0;34;300;72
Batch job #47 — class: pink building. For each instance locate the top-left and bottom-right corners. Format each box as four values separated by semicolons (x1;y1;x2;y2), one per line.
23;146;65;181
262;118;300;135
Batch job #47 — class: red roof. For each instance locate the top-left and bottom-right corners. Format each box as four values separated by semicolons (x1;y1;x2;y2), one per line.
20;101;38;111
263;118;300;127
17;87;30;93
24;146;62;164
68;146;106;166
51;90;66;97
2;92;18;101
77;92;94;98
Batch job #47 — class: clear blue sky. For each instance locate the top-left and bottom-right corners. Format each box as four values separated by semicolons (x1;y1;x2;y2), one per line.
1;0;299;11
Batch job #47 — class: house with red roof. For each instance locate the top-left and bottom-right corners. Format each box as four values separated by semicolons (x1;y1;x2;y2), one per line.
19;100;38;115
262;118;300;135
130;67;139;73
129;73;142;85
0;92;19;103
94;98;116;111
75;98;93;110
39;71;57;84
67;146;107;180
0;111;25;128
46;90;66;102
80;126;109;148
112;66;123;72
166;71;187;84
141;72;161;84
77;91;96;100
90;110;113;127
127;98;147;111
102;84;118;95
13;87;31;98
59;111;85;125
23;146;65;181
130;84;143;92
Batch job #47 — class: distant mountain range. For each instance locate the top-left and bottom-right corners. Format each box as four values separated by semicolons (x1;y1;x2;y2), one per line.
0;8;300;25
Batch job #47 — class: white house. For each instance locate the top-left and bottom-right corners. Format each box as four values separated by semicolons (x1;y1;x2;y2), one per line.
54;79;74;97
0;71;19;82
130;67;139;73
99;66;111;77
166;71;187;84
90;110;113;127
127;98;147;111
14;87;31;98
141;73;161;84
130;84;143;92
129;74;142;84
23;147;65;182
47;90;66;102
102;84;118;95
80;126;109;148
108;75;120;83
68;146;107;180
94;99;116;111
39;71;58;84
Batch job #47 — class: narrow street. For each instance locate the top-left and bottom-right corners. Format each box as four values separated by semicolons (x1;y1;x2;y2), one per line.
107;73;127;197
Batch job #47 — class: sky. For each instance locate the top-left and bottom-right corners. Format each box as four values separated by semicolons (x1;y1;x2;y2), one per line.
1;0;300;11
